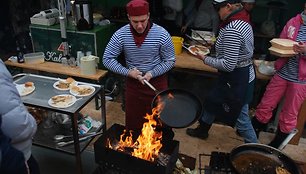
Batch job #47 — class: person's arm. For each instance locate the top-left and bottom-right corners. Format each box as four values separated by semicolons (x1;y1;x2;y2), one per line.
103;29;130;77
181;0;197;33
205;28;241;72
0;61;36;148
149;32;175;78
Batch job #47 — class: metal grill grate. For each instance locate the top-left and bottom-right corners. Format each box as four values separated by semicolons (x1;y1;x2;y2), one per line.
199;152;236;174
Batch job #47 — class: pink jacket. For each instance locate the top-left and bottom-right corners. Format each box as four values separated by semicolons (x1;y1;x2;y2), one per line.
274;14;306;81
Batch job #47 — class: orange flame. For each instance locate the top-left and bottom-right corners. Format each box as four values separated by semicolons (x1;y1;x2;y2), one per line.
107;103;164;162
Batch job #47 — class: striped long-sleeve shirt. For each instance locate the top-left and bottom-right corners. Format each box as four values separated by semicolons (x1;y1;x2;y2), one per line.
103;23;175;78
205;20;255;82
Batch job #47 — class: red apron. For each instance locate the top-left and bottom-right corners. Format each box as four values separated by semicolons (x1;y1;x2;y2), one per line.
125;74;168;130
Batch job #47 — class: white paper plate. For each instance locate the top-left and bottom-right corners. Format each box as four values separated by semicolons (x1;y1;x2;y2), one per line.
188;45;210;56
53;80;77;91
70;85;95;97
48;94;76;108
16;84;35;96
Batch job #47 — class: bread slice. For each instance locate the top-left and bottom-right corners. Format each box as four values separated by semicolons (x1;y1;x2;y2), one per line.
66;77;75;84
25;82;34;87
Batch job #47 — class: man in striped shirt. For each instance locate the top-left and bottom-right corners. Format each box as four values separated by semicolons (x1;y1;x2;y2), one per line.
252;3;306;149
103;0;175;139
186;0;258;143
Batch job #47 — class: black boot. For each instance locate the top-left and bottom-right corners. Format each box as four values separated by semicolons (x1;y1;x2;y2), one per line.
251;116;266;138
186;121;211;140
268;130;289;149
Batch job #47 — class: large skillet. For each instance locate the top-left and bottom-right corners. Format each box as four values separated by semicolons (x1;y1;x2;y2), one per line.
144;80;202;128
230;143;301;174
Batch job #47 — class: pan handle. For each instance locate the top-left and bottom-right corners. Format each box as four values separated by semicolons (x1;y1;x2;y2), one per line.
278;128;298;150
143;79;158;93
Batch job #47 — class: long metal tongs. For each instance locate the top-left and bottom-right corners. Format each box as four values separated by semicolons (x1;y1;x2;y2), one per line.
185;34;207;47
56;132;103;147
191;29;209;45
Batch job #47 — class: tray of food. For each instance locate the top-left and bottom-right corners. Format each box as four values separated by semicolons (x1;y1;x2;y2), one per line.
269;47;296;58
270;38;297;50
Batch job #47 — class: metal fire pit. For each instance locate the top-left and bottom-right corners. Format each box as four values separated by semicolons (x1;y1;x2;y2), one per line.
94;124;179;174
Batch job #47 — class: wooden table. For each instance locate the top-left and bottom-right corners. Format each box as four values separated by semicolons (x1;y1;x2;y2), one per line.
5;60;108;82
175;51;273;80
5;60;108;109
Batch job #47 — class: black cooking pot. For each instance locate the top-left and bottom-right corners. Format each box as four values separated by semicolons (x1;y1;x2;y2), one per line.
144;80;202;128
230;143;301;174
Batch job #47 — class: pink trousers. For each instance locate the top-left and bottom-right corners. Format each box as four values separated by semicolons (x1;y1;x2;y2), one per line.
255;74;306;133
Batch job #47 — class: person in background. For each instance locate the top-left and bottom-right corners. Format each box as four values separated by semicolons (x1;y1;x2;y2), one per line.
252;3;306;148
241;0;255;26
241;0;255;14
103;0;176;140
186;0;258;143
181;0;219;35
161;0;183;36
0;59;39;174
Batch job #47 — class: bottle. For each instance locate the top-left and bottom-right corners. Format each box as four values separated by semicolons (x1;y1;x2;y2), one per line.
22;44;28;54
16;42;25;63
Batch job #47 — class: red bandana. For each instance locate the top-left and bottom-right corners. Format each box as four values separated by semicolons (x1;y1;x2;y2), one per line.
126;0;149;16
219;8;251;28
130;20;152;47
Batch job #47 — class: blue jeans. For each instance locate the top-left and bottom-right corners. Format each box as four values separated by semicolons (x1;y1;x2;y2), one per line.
200;104;258;143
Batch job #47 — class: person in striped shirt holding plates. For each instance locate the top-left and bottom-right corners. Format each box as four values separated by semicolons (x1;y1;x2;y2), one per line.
186;0;258;144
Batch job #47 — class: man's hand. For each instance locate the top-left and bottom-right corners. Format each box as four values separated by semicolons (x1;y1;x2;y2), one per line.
137;72;152;84
128;67;142;79
194;52;207;62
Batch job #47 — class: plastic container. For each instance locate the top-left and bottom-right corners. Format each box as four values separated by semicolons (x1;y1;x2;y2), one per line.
24;52;45;64
172;36;184;55
270;38;297;50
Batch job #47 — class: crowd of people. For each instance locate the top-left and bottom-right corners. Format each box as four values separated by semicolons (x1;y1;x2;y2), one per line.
103;0;306;150
1;0;306;172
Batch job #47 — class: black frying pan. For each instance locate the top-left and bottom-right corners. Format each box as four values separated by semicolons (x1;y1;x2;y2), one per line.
229;143;301;174
144;80;202;128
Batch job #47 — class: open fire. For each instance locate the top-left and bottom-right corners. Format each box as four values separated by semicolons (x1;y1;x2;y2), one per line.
107;101;164;162
94;94;179;174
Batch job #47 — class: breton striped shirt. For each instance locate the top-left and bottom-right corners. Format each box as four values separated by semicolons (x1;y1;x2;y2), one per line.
103;23;175;78
278;24;306;84
205;20;255;82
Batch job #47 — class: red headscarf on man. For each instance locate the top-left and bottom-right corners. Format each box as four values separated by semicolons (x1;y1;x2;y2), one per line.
126;0;149;16
126;0;151;47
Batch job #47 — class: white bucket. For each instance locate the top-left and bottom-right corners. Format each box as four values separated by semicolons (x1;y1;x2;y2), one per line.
80;55;99;75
